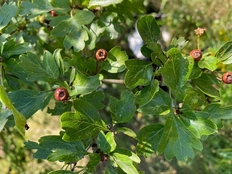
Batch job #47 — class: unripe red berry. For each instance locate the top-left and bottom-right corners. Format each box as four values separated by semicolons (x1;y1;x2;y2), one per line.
100;153;108;162
54;87;69;101
189;49;202;61
50;10;58;17
95;49;108;61
222;72;232;84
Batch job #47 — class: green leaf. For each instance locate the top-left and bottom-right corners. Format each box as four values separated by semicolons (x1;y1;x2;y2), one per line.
52;10;95;30
26;135;86;163
97;131;116;153
204;104;232;119
18;52;60;82
198;56;219;71
24;141;51;159
2;39;31;59
53;49;65;76
80;90;105;110
0;2;18;30
103;46;128;73
61;99;107;141
83;25;97;50
136;124;164;157
8;90;53;118
161;48;194;91
181;114;217;138
124;59;153;89
135;79;159;107
157;116;176;154
192;73;219;98
109;90;136;123
113;153;139;174
137;15;160;43
0;105;12;132
0;86;26;135
160;115;202;161
147;42;167;65
51;0;70;10
70;72;101;96
189;65;202;79
20;0;53;18
86;153;101;173
51;10;95;52
48;170;76;174
215;41;232;64
116;148;140;163
88;0;123;8
5;75;20;90
167;37;189;50
182;88;206;110
137;88;172;116
47;101;72;116
63;28;89;52
47;149;83;162
116;127;136;138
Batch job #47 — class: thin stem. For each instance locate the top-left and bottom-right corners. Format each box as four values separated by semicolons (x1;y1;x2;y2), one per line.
197;35;200;50
102;79;125;85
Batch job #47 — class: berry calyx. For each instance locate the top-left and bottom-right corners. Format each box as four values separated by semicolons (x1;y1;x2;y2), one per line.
222;72;232;84
54;87;69;101
95;49;108;61
189;49;202;61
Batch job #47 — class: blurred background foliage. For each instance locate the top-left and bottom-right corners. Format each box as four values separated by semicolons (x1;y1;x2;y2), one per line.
1;0;232;173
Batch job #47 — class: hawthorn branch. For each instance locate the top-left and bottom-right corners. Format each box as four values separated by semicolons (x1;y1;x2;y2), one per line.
102;79;125;85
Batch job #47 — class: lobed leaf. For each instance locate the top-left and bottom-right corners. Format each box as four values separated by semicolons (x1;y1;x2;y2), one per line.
161;48;194;91
135;79;159;107
198;56;219;71
80;90;105;110
204;104;232;119
124;59;153;89
8;90;53;118
0;2;18;30
2;39;31;59
160;115;202;161
70;72;101;96
18;52;60;83
109;90;136;123
25;135;86;163
137;88;172;116
103;46;128;73
136;124;164;157
61;99;108;141
20;0;53;18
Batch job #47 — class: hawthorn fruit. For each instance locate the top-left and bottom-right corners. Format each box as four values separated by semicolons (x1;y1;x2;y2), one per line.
54;87;69;101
